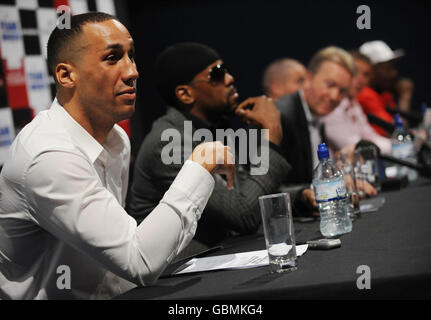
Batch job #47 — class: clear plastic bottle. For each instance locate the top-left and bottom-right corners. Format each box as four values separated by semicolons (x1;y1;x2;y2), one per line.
422;103;431;145
312;144;352;238
391;114;418;181
414;103;428;152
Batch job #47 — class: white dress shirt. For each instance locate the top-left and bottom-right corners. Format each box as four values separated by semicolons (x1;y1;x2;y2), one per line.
322;98;392;154
0;99;214;300
299;90;323;170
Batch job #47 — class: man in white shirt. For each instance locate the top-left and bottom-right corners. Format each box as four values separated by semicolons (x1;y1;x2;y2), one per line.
0;12;234;300
322;51;392;154
274;47;355;185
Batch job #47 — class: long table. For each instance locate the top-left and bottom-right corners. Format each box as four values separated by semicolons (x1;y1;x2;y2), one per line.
118;178;431;300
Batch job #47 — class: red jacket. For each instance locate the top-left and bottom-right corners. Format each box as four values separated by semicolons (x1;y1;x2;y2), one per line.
357;86;396;137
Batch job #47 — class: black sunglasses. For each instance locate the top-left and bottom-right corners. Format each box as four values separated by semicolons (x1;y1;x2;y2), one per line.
208;63;228;83
191;63;228;85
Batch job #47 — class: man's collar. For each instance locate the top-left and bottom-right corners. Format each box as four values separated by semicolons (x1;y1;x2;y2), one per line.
342;97;354;110
50;99;121;164
299;90;315;122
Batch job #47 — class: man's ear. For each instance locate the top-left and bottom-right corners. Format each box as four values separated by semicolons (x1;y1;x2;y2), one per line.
271;82;283;99
303;70;314;89
175;85;195;105
55;62;76;89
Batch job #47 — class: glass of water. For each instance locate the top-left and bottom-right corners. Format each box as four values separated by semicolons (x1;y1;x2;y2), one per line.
355;145;381;194
335;152;361;220
258;193;297;273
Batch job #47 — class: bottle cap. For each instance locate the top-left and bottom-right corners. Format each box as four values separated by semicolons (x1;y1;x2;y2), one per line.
421;103;428;114
317;143;330;160
394;114;403;128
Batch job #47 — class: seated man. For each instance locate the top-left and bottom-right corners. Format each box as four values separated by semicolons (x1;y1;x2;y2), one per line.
357;40;414;137
259;48;376;204
0;13;235;300
130;42;307;252
274;46;356;186
322;51;392;154
262;58;307;100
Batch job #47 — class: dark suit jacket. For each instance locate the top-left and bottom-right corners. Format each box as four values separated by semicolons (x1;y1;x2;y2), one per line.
129;107;292;252
275;91;326;185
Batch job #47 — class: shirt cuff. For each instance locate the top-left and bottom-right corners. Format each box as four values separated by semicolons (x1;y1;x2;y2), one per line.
166;160;215;214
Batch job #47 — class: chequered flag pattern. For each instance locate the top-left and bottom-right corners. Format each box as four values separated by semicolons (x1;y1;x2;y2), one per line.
0;0;126;165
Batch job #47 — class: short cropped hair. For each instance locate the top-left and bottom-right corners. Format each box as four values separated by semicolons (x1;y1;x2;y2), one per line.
47;12;118;83
308;46;357;77
262;58;304;95
349;50;372;65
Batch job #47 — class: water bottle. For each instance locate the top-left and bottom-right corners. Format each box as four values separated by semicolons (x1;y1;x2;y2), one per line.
414;103;429;152
422;103;431;145
312;144;352;238
391;114;418;181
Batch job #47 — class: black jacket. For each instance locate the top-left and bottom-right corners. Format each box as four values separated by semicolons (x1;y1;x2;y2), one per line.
129;107;292;250
275;91;326;185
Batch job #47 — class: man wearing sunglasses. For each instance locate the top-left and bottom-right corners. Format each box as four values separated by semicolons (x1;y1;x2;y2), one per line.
129;42;300;257
0;16;236;300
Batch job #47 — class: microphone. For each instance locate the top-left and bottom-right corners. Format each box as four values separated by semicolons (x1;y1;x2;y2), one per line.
366;114;417;139
385;107;423;126
366;114;396;135
355;140;431;178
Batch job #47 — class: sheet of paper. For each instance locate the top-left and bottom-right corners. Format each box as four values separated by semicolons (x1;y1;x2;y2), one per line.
173;244;308;275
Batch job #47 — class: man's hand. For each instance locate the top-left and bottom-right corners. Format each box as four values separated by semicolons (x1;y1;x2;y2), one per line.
336;144;356;163
189;142;236;190
396;78;414;98
235;95;283;146
356;178;378;198
395;78;414;112
302;188;317;209
301;188;320;217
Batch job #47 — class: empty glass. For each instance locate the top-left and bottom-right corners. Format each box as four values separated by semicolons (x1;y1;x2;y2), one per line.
259;193;297;274
354;145;381;194
335;152;361;221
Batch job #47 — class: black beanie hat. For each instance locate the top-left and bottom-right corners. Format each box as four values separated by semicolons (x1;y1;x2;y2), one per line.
155;42;221;106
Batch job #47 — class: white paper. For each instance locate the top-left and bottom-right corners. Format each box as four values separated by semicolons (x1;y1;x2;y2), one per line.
0;108;15;166
174;245;308;275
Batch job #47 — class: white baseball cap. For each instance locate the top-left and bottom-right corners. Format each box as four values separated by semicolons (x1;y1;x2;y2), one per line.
359;40;404;65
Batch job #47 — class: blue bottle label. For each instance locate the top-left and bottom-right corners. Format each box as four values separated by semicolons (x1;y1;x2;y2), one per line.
313;176;347;203
392;142;414;159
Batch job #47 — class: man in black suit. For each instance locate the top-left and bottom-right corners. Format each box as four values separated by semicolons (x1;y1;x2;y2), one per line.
130;42;314;256
274;47;356;188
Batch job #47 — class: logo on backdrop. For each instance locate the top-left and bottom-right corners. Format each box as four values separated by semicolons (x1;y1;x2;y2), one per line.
0;20;20;41
0;126;12;148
